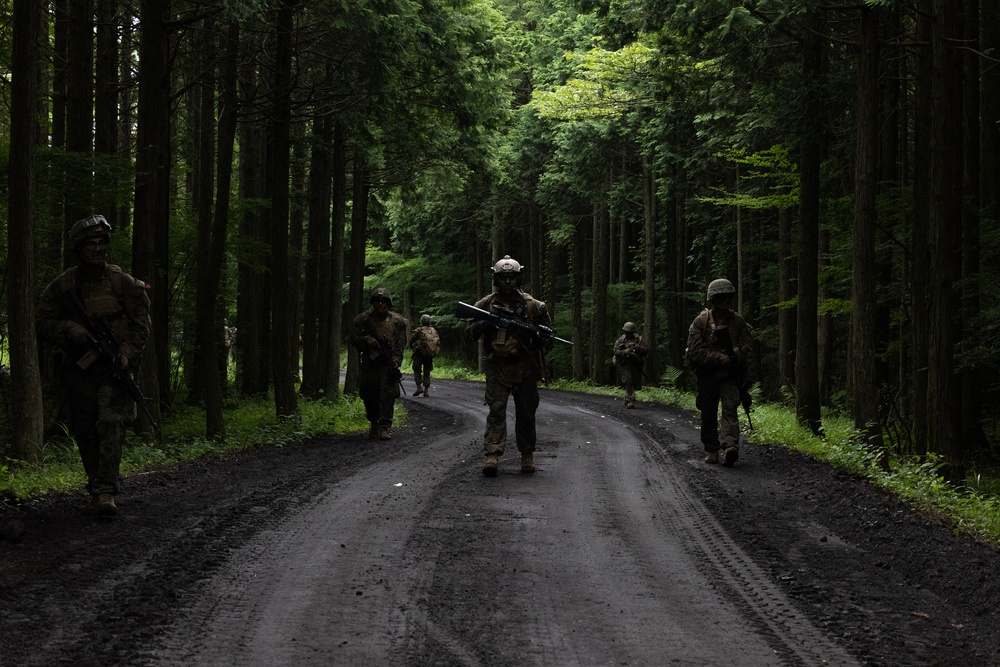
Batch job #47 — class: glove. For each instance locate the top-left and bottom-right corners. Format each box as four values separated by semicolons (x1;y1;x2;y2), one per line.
118;353;130;371
65;322;92;345
475;320;497;334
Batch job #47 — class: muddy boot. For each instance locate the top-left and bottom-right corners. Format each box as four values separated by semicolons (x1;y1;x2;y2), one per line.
379;426;391;440
520;454;536;474
368;422;379;440
413;384;423;396
722;446;739;467
422;385;429;397
704;451;719;464
625;399;635;409
483;455;499;477
95;493;118;517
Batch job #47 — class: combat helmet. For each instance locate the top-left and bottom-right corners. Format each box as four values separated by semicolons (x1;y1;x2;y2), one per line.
370;287;393;305
420;314;432;326
622;322;636;333
706;278;736;303
491;255;523;288
68;214;112;247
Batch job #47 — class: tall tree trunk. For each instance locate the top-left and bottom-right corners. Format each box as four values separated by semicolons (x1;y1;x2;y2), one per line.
53;0;69;266
65;0;94;227
851;6;886;462
200;20;239;439
133;0;169;433
95;0;118;225
301;114;333;398
961;0;983;451
269;0;298;417
911;0;934;457
571;220;585;380
344;154;369;395
641;155;658;380
289;129;306;385
927;0;965;479
324;120;347;400
778;207;795;389
795;18;824;435
590;201;609;383
8;0;44;462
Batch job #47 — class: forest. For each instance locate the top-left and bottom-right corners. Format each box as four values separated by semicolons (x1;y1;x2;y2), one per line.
0;0;998;484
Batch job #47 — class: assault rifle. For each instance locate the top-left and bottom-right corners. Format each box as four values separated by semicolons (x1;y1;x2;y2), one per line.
64;289;160;434
362;317;404;391
456;301;573;346
716;326;753;430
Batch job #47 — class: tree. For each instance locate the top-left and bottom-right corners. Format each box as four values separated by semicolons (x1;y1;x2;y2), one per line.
7;0;45;463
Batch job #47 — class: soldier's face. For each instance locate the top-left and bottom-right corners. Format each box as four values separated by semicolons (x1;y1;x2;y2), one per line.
372;297;390;313
496;273;518;294
79;237;110;265
712;294;733;312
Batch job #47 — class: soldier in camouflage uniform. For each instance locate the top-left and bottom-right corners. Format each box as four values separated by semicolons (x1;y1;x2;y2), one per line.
36;215;152;517
467;256;554;477
685;278;755;467
612;321;647;409
350;287;407;440
409;314;438;397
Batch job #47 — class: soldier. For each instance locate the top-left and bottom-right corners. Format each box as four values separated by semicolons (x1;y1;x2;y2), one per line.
350;287;407;440
409;314;440;397
36;215;152;517
467;255;554;477
612;321;646;409
685;278;755;467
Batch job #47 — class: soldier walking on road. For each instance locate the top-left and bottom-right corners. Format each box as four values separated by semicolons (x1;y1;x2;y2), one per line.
612;321;647;409
467;256;554;477
685;278;755;467
350;288;407;440
409;314;440;397
36;215;152;517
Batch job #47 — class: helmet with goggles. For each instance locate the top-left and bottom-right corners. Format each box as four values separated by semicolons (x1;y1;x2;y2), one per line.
68;214;113;247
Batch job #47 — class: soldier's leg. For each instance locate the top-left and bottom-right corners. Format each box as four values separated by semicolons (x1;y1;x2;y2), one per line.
483;376;511;456
412;356;423;395
378;368;400;428
512;381;540;455
719;379;741;466
93;381;129;496
64;371;101;494
696;373;722;457
423;356;432;389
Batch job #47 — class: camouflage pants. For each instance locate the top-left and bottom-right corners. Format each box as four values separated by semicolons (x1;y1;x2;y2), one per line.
359;360;400;427
412;352;433;387
483;371;539;457
618;362;642;401
696;371;741;453
63;368;133;496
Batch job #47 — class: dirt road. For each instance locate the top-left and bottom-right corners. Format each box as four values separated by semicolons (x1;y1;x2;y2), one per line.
2;379;999;666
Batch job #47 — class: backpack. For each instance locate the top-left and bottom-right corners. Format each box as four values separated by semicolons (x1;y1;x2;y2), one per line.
417;327;440;358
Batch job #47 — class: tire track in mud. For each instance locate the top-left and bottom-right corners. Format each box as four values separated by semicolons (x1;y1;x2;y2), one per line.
621;418;860;666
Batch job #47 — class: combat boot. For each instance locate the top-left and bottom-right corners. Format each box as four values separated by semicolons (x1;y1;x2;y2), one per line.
95;493;117;517
413;384;423;396
422;385;429;397
379;426;391;440
704;451;719;464
368;422;379;440
625;399;635;409
722;446;739;467
483;455;499;477
520;454;536;474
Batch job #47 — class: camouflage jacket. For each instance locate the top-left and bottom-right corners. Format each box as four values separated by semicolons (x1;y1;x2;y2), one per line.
36;263;152;370
612;334;646;367
350;310;407;367
685;308;754;382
